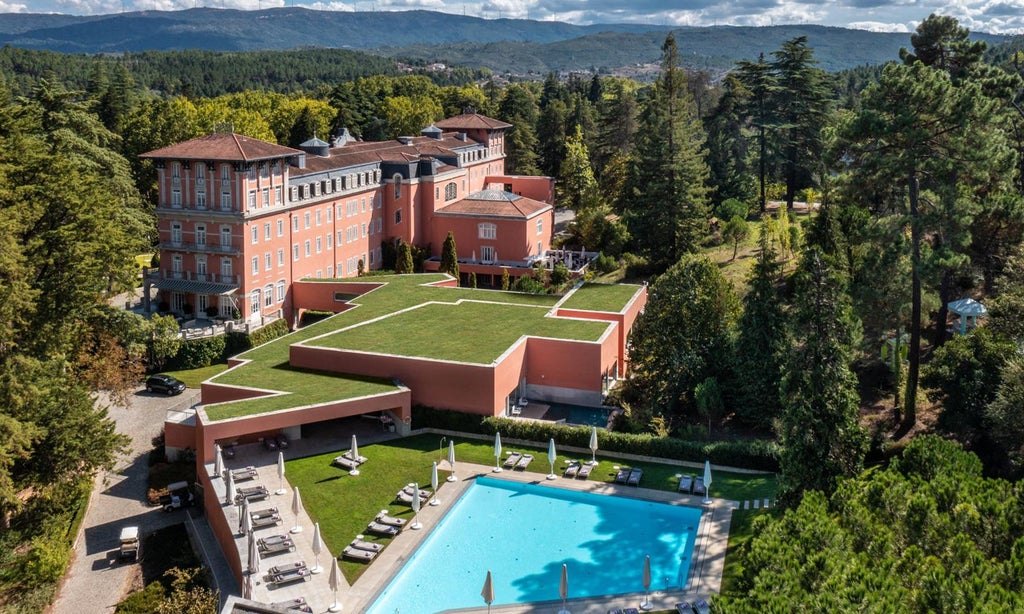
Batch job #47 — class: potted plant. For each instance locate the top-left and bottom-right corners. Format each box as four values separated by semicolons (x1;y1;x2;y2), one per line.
205;305;219;318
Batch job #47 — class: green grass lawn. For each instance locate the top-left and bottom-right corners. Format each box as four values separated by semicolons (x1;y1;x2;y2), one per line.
559;282;643;313
314;301;609;363
286;434;778;584
200;274;633;420
164;363;229;388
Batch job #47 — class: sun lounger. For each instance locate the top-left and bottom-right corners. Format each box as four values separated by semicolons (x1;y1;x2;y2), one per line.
400;484;432;498
365;521;400;537
258;534;291;547
514;453;534;470
676;602;694;614
678;475;694;493
692;477;706;496
271;597;312;613
333;455;360;471
230;466;258;482
268;560;306;575
252;514;282;529
235;485;269;503
693;599;710;614
608;609;624;614
341;450;368;464
577;463;594;480
623;609;640;614
627;468;643;486
503;451;523;468
375;512;406;527
614;467;631;484
563;461;581;478
270;566;310;585
259;539;295;555
271;598;312;613
350;539;383;552
342;546;377;562
250;507;278;520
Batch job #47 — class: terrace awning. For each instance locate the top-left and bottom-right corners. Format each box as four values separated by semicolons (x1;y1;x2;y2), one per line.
154;278;238;295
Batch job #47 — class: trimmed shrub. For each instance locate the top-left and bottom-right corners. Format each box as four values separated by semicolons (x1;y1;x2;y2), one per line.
594;252;619;275
411;406;780;471
168;336;225;370
248;318;289;347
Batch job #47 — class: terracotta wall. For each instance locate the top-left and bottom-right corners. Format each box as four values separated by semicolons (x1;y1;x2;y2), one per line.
484;175;555;204
199;468;243;586
291;280;383;313
524;336;607;393
428;215;534;262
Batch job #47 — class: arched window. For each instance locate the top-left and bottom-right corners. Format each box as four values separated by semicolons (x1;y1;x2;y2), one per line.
444;182;457;201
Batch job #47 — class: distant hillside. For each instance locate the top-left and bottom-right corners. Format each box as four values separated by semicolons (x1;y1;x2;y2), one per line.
0;9;1008;75
0;8;669;53
379;25;1010;75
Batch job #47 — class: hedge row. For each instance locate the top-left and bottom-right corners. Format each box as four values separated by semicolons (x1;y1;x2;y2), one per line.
412;406;780;472
166;319;291;370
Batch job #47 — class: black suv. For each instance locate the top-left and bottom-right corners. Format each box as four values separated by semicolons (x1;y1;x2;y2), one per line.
146;374;186;395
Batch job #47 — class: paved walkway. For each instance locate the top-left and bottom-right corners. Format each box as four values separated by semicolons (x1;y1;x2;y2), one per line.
50;388;214;614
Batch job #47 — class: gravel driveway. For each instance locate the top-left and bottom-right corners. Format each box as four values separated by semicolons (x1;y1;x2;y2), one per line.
49;387;201;614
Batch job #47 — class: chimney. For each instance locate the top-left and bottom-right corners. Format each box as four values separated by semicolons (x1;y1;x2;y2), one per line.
397;136;414;145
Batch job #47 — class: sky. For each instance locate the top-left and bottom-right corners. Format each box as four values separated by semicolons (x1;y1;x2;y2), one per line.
4;0;1024;35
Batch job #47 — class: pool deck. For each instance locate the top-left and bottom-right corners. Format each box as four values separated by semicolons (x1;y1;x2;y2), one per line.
211;430;732;614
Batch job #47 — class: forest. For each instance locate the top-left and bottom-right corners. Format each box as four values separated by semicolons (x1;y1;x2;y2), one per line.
1;13;1023;612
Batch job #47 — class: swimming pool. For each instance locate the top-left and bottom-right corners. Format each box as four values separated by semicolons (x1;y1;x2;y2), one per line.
366;477;702;614
542;402;614;427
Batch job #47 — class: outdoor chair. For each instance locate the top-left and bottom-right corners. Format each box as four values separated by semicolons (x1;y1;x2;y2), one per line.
365;521;400;536
504;451;523;468
514;453;534;470
614;467;631;484
692;477;706;496
577;463;594;480
258;534;290;548
350;538;383;552
627;468;643;486
563;461;581;478
375;512;406;527
678;475;694;493
342;545;377;562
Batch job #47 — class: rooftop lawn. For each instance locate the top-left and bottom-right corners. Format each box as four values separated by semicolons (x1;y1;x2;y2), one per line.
285;433;779;584
559;282;643;313
203;367;398;421
310;300;610;363
200;275;598;420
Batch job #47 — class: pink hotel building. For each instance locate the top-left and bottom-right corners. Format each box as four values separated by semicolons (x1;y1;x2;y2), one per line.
141;113;559;325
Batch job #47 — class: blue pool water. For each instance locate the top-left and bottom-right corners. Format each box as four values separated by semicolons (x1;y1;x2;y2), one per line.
366;477;702;614
542;402;613;427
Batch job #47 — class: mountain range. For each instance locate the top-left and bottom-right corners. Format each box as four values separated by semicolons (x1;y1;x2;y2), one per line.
0;8;1011;74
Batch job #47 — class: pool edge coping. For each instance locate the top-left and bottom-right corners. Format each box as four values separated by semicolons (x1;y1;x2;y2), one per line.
343;460;732;614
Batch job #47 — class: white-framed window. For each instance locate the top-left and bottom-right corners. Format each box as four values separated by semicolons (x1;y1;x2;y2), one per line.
276;281;286;302
264;284;273;307
171;189;181;208
265;252;271;271
195;224;206;247
250;289;260;314
197;294;208;314
262;188;269;208
264;223;271;240
251;226;258;244
337;231;343;245
304;212;311;229
316;237;322;253
277;249;284;266
362;223;367;237
277;219;284;237
481;245;494;263
292;215;299;231
316;270;323;279
196;190;206;209
274;186;282;206
251;257;259;275
170;222;182;244
220;192;231;210
220;258;232;282
445;182;457;200
195;163;205;183
219;295;233;317
171;162;181;179
479;223;496;240
171;253;183;275
196;255;207;278
536;218;543;235
361;198;366;212
316;210;322;226
394;209;402;225
304;240;311;257
220;225;231;247
220;163;231;182
327;206;332;222
326;234;333;249
248;191;256;209
327;266;333;277
293;244;299;261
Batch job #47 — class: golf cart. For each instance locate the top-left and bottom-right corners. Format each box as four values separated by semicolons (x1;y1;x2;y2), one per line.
159;480;194;512
119;526;141;562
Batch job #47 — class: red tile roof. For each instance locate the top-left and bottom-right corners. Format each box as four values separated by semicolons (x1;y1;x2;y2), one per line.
141;133;301;162
433;113;512;131
436;190;550;219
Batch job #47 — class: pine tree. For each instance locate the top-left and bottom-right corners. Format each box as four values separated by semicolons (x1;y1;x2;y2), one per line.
621;34;711;271
704;72;755;207
440;231;459;280
556;125;600;211
735;53;778;213
498;84;540;175
734;227;788;428
778;248;866;502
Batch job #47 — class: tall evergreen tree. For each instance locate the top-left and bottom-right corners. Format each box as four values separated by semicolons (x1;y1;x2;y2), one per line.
440;231;459;280
395;240;414;274
536;98;567;177
621;34;711;270
498;84;540;175
556;125;600;211
733;227;788;428
704;73;755;207
735;53;777;213
778;248;866;502
771;36;832;208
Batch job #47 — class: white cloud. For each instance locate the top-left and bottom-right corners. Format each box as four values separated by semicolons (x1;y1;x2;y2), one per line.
0;0;28;10
848;20;911;31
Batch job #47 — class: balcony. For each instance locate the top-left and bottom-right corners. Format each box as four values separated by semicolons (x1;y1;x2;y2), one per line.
159;270;240;286
159;241;241;256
